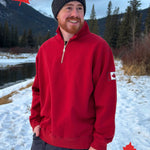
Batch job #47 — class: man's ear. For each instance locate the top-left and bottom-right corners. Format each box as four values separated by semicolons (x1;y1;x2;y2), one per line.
56;14;59;20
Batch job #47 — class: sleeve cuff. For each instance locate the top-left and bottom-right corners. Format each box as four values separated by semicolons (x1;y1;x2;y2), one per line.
90;141;107;150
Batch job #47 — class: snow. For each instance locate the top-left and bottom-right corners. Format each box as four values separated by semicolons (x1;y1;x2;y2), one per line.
0;79;34;150
0;58;150;150
0;0;6;7
108;61;150;149
0;52;36;68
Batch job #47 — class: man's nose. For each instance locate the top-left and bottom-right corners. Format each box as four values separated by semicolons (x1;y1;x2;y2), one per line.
71;8;78;17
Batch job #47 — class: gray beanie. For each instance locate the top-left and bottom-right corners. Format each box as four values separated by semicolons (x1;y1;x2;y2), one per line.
52;0;86;19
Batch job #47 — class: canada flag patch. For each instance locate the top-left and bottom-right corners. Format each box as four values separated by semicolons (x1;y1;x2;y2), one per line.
108;72;116;81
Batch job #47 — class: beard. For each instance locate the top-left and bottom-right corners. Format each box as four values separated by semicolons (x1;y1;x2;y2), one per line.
58;16;84;34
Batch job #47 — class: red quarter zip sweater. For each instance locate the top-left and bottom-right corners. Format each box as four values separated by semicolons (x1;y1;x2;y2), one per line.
29;21;117;150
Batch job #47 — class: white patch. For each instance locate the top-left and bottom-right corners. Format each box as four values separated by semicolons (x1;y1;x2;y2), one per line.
110;72;116;80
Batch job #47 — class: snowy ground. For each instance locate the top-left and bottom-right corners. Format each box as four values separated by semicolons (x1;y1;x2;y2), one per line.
0;52;36;68
0;57;150;150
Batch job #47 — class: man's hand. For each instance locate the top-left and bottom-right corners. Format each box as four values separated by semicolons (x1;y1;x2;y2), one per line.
33;125;40;137
89;147;96;150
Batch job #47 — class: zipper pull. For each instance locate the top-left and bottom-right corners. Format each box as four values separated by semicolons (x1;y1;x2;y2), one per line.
61;41;68;64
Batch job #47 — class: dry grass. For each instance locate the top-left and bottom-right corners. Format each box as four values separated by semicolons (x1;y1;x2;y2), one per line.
122;63;148;76
19;82;33;91
0;91;18;105
0;82;33;105
119;34;150;76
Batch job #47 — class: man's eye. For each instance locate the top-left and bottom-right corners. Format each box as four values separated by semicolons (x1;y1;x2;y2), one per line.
78;7;83;10
66;7;72;10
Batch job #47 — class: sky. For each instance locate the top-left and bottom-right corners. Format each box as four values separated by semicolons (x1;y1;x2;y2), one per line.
28;0;150;19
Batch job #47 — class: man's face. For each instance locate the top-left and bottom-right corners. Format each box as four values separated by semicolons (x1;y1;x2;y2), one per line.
57;1;84;35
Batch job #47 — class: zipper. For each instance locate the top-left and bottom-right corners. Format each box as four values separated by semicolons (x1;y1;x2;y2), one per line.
61;41;68;64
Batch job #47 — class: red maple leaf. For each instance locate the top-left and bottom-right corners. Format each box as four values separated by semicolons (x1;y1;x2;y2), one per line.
110;72;116;80
12;0;30;6
112;73;116;78
123;142;136;150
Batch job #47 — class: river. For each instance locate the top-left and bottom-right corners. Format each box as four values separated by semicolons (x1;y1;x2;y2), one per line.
0;63;35;89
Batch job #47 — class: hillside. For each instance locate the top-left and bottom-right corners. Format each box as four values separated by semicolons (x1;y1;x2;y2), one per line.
0;0;57;36
0;0;149;37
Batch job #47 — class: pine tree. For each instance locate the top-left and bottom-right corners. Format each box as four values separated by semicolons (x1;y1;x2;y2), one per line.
20;30;27;47
3;21;11;48
37;34;44;46
117;6;132;48
110;7;120;48
145;6;150;34
104;1;120;48
45;30;51;41
27;29;34;48
104;1;112;44
14;27;19;47
129;0;142;48
11;25;15;47
89;4;99;35
0;23;3;47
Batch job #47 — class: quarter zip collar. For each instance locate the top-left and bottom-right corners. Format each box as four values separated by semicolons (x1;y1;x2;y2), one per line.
61;41;68;64
55;21;90;64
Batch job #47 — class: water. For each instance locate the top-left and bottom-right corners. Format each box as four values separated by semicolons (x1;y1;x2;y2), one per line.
0;63;35;89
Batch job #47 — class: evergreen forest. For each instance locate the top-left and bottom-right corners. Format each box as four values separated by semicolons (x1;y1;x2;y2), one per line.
0;0;150;75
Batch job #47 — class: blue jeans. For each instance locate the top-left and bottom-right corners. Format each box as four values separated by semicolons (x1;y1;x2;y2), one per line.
31;134;88;150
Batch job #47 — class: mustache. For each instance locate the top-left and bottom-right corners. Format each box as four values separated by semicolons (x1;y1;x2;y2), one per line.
66;17;81;21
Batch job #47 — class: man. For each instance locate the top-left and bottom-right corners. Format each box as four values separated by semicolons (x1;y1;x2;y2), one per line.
29;0;117;150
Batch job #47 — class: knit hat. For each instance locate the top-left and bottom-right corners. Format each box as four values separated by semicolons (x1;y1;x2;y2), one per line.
52;0;86;19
